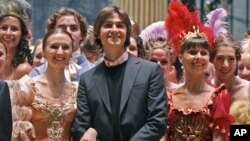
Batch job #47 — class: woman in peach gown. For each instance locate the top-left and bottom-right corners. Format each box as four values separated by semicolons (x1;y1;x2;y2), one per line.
9;28;78;141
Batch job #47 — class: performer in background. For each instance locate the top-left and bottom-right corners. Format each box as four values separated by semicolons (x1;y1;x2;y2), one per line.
29;7;95;81
0;0;33;80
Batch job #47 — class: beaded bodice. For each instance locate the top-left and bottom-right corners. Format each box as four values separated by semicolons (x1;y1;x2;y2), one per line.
31;83;77;141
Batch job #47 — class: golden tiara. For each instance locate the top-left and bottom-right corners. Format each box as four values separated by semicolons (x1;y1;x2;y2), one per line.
179;26;208;46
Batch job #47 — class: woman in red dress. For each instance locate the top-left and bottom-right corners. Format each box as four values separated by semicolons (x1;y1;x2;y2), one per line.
162;1;234;141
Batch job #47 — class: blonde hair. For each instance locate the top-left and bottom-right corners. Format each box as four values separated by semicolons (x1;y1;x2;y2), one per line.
145;38;175;65
230;100;250;124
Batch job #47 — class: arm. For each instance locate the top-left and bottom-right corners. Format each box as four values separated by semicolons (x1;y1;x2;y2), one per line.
28;63;47;77
15;62;33;80
72;76;93;141
10;80;36;141
211;86;234;141
130;64;167;141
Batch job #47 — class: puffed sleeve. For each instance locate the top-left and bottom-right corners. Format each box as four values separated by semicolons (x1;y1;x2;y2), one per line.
211;85;235;141
8;79;36;141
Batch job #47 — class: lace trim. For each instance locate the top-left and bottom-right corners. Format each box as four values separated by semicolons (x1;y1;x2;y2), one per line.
168;92;213;115
167;85;226;115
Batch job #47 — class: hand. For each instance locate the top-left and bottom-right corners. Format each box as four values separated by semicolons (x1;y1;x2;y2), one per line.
160;135;166;141
12;131;31;141
12;121;36;141
80;128;97;141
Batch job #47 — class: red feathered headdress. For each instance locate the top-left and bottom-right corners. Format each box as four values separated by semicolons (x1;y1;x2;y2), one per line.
165;0;214;55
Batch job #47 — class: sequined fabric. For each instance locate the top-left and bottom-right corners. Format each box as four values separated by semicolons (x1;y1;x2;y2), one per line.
10;80;77;141
167;95;213;141
32;87;76;141
166;86;232;141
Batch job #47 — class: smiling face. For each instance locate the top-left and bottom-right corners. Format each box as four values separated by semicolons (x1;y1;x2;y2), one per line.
149;48;171;69
238;53;250;81
99;13;127;51
179;46;210;75
0;16;22;50
204;62;215;84
33;43;46;67
212;46;237;82
148;48;172;81
44;33;72;69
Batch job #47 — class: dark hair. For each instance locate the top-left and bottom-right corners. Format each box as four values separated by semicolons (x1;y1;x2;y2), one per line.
42;28;74;51
130;18;140;37
210;33;241;61
46;7;88;38
132;36;145;59
0;40;7;54
173;57;183;83
94;6;131;48
180;36;211;54
0;0;33;67
82;37;101;56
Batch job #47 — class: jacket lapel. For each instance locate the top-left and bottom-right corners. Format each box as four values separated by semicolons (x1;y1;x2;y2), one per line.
94;63;112;114
120;56;141;114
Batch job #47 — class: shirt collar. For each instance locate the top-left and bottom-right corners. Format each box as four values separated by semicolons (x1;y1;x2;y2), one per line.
104;52;128;67
71;48;84;64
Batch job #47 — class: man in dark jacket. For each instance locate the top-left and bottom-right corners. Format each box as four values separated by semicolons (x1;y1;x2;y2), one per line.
0;80;12;141
72;6;167;141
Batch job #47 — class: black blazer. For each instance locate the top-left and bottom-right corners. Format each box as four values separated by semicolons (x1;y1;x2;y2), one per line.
0;80;12;141
72;55;167;141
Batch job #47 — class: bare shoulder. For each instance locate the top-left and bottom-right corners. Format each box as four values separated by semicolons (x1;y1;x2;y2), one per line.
235;77;250;91
15;62;33;79
171;83;216;109
232;77;250;101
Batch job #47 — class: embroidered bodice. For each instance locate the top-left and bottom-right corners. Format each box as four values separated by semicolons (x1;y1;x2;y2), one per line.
167;94;214;141
31;83;77;141
10;80;78;141
166;86;234;141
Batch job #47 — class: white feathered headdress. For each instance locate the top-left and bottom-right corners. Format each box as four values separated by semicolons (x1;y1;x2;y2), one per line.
139;21;167;45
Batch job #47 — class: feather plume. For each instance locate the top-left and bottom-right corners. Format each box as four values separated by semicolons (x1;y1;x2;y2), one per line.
165;0;214;55
241;29;250;51
205;8;228;38
139;21;166;45
241;39;249;51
